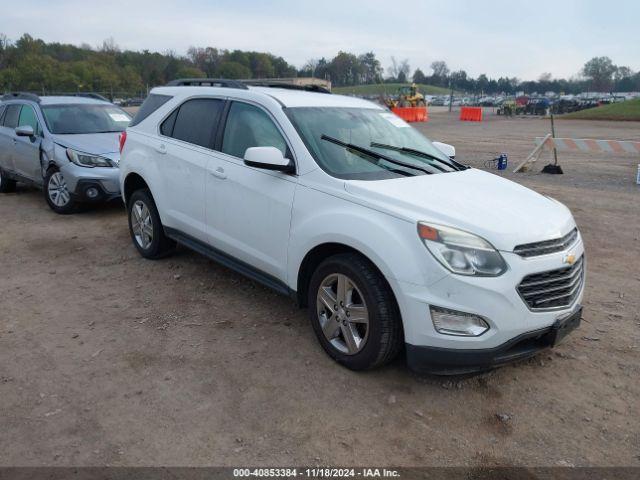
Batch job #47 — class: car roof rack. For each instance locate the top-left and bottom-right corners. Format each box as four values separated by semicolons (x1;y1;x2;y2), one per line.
1;92;41;103
166;78;249;89
242;80;331;94
69;92;110;102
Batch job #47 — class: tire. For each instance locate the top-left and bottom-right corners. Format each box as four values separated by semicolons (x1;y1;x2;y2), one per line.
0;168;17;193
308;253;403;370
127;188;176;259
44;167;76;214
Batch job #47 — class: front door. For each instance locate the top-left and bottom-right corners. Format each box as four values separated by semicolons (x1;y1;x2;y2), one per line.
206;101;297;282
13;104;43;181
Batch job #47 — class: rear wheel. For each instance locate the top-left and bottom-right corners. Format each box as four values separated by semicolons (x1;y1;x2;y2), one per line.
0;169;17;193
127;189;176;259
44;168;76;214
308;253;403;370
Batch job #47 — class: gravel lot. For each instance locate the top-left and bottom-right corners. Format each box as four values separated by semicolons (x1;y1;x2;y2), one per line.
1;111;638;467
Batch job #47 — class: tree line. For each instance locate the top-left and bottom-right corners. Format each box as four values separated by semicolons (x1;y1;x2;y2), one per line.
0;33;638;97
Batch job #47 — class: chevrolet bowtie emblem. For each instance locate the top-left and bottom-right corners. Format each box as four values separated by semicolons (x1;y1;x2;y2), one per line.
564;253;576;265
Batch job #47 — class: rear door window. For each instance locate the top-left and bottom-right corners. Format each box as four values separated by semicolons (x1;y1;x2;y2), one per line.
167;98;224;149
3;104;22;129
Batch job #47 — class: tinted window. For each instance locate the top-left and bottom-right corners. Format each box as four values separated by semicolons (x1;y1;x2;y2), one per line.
0;105;6;124
170;98;223;148
222;102;287;159
3;104;21;128
41;104;131;134
160;109;178;136
130;94;172;127
18;105;41;134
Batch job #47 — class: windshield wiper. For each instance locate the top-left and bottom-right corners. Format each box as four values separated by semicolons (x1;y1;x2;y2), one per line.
321;135;432;176
370;142;467;171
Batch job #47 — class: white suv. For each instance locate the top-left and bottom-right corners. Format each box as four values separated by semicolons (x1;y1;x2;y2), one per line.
120;79;585;374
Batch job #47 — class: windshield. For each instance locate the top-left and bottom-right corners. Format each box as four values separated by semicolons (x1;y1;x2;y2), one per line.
286;107;456;180
42;104;131;134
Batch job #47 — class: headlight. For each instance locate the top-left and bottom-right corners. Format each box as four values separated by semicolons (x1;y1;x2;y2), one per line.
66;148;114;168
418;222;507;276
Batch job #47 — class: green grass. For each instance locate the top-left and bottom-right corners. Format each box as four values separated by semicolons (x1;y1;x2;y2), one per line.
562;98;640;121
333;82;451;96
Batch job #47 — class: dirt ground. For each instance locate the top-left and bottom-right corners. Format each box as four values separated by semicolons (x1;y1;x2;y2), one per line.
1;111;639;468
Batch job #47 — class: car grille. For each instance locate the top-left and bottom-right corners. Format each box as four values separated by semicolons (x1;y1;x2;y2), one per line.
513;228;578;258
517;256;584;310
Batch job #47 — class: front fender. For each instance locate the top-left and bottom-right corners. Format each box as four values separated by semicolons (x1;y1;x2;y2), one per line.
287;183;447;291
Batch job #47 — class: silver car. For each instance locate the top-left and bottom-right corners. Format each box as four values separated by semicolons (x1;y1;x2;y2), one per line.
0;93;131;213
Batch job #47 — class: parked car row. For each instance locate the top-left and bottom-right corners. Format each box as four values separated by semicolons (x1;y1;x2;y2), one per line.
0;81;586;374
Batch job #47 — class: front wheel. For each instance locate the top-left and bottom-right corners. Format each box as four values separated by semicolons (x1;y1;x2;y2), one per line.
308;253;403;370
127;189;176;259
44;168;76;214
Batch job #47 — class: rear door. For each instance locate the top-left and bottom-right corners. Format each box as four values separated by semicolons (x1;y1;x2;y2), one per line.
0;104;21;174
13;104;43;181
205;100;297;282
155;97;224;242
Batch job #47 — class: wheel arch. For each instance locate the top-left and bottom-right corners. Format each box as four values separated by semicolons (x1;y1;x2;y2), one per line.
296;242;398;309
123;172;150;206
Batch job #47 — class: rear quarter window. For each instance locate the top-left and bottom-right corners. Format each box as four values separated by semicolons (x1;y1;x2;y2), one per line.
129;94;173;127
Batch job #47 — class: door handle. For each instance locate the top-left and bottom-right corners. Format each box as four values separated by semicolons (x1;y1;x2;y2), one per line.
210;166;227;179
155;143;167;155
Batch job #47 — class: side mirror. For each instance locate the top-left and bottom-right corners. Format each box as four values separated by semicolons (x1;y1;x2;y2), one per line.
243;146;294;173
432;141;456;159
15;125;35;138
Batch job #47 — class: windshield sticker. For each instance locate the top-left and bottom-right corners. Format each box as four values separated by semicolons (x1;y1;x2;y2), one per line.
380;112;410;128
109;113;130;122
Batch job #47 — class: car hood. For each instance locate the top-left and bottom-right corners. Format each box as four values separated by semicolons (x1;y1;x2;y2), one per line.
53;132;121;157
343;168;575;251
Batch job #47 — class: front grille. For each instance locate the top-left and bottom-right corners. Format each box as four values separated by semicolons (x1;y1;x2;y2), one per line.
514;228;578;258
517;256;584;310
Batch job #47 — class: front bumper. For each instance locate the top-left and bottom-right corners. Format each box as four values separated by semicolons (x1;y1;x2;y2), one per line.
391;235;585;373
406;305;582;374
59;163;121;202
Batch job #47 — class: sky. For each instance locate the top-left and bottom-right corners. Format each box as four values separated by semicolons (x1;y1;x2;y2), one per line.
1;0;638;80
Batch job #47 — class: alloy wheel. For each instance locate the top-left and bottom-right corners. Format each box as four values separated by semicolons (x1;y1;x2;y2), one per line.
131;200;154;249
316;273;370;355
48;172;70;207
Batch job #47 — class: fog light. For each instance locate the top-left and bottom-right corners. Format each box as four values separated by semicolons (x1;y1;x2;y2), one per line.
86;187;99;199
430;305;489;337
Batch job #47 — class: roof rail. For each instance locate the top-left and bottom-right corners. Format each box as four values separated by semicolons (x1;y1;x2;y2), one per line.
1;92;41;103
166;78;249;89
71;92;110;102
241;81;331;94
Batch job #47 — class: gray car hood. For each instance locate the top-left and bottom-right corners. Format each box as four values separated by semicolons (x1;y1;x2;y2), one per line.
53;132;121;156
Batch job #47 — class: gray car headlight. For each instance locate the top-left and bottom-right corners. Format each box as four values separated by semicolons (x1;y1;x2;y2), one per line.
418;222;507;276
66;148;114;168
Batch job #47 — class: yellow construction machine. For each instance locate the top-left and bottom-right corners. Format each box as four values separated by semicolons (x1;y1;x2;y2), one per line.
383;83;426;108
